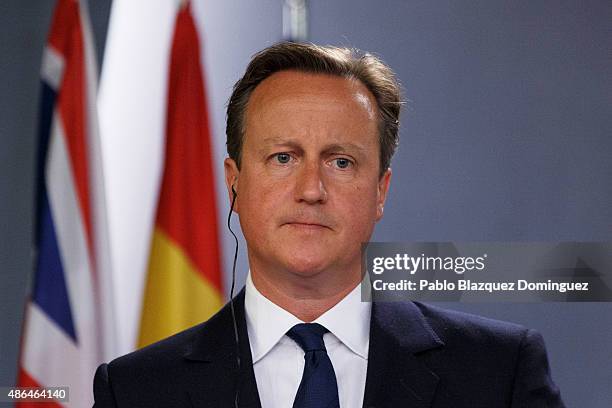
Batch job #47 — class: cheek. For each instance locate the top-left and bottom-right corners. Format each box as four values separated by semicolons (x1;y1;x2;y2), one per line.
337;185;379;232
350;203;378;230
237;174;284;222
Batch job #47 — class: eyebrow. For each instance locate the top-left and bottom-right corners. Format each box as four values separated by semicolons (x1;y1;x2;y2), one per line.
260;137;368;156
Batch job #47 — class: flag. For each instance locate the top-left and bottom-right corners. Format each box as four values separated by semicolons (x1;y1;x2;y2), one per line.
138;3;224;348
17;0;116;406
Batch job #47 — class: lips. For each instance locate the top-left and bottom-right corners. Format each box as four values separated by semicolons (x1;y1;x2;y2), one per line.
279;212;334;231
281;219;332;230
286;222;326;228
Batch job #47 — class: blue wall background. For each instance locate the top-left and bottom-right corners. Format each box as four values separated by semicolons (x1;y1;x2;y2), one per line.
307;2;612;406
1;1;611;406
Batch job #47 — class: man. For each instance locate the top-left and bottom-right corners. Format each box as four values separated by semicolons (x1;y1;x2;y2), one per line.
94;42;564;407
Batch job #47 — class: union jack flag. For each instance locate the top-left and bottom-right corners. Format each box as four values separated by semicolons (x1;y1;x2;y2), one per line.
17;0;116;406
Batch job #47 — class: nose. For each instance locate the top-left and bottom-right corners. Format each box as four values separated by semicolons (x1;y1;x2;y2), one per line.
294;160;328;204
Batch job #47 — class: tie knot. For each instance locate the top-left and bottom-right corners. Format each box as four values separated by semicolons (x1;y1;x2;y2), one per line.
287;323;329;352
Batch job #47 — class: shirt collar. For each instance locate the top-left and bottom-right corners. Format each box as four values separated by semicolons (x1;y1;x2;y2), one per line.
245;272;371;363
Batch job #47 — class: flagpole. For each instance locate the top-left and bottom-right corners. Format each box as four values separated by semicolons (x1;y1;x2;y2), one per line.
283;0;309;42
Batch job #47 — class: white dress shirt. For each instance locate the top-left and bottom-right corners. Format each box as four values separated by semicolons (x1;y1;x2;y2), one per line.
245;273;371;408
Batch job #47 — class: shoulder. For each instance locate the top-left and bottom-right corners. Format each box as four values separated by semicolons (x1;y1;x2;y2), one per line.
107;322;205;374
93;301;239;406
373;299;531;351
407;302;553;385
93;323;209;407
413;301;547;368
376;300;541;373
412;303;563;405
106;296;237;377
414;302;529;346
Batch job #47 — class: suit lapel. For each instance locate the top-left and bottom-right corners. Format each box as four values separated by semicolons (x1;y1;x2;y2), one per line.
183;289;262;408
179;291;443;407
362;301;444;408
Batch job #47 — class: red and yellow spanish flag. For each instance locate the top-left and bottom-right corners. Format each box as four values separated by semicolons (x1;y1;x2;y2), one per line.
138;3;223;348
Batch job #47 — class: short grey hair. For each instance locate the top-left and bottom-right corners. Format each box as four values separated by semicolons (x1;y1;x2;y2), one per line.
226;41;402;178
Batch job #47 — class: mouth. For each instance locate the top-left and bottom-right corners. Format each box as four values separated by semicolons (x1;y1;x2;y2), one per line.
283;222;331;231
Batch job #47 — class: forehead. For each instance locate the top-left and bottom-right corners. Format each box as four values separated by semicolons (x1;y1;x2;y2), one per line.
244;70;378;146
250;70;375;111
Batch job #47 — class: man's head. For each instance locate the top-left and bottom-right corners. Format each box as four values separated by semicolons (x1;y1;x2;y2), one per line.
224;42;402;288
226;42;401;179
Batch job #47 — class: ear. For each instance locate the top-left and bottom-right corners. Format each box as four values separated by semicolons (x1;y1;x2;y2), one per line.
224;157;240;213
375;168;392;221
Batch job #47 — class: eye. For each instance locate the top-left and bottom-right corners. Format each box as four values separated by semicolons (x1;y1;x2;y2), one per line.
333;157;353;169
274;152;291;164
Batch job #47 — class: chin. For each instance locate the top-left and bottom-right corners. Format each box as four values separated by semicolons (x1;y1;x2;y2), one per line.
280;251;332;277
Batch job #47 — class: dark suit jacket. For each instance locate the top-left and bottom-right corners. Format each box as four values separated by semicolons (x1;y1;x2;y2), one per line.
93;289;565;407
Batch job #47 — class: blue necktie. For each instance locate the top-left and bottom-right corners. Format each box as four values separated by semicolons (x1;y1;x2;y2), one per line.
287;323;340;408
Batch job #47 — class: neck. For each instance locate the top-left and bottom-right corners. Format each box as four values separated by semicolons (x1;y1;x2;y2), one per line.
250;264;361;322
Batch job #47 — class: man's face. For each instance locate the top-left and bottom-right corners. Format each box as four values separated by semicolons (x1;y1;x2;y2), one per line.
225;70;391;281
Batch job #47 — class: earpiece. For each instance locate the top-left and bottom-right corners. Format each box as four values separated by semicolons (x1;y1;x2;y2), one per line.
227;181;240;408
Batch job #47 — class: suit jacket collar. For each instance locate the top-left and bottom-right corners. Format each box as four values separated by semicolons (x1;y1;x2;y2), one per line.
183;288;262;408
182;289;444;408
363;301;444;408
